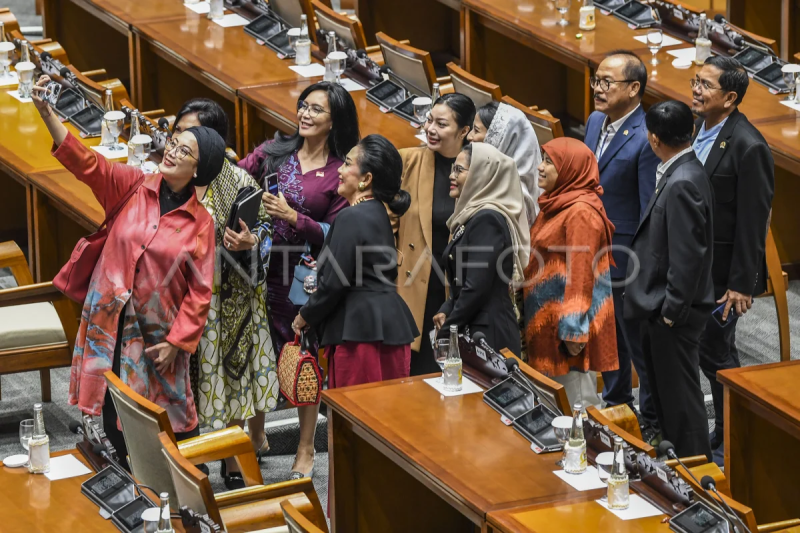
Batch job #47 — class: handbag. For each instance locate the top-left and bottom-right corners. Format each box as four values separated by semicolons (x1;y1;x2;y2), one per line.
277;332;322;406
54;175;145;302
288;222;330;307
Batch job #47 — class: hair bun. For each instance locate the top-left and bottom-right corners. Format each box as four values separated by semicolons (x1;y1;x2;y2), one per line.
388;190;411;216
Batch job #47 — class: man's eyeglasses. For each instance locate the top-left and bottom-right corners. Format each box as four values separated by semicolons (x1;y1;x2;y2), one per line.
589;76;636;91
165;137;197;161
690;78;723;92
451;164;469;175
297;100;330;118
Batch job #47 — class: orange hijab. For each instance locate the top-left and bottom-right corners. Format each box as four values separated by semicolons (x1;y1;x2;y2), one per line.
537;137;615;253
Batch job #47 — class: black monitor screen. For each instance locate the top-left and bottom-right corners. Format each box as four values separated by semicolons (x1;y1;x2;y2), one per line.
245;14;283;41
514;406;560;448
756;63;787;88
70;105;104;136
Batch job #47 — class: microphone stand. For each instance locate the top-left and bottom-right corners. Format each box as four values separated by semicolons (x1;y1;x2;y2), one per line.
93;443;156;501
703;477;751;533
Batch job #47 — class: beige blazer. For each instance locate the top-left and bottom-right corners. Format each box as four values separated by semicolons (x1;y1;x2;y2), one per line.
396;146;437;352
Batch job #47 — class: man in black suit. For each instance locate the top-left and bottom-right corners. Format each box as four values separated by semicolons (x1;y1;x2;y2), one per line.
690;57;774;463
624;101;714;460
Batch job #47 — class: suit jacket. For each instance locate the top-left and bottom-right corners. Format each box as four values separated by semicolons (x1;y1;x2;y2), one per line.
438;210;520;356
624;152;715;326
301;199;419;346
395;146;438;352
585;106;660;279
692;109;774;297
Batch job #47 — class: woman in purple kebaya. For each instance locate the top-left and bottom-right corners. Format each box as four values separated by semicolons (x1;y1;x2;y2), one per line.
239;81;359;481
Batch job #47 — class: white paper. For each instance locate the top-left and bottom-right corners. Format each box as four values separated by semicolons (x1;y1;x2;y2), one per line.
423;375;483;397
0;71;19;87
44;454;92;481
779;100;800;112
213;13;249;27
553;466;607;491
288;63;327;78
7;89;32;103
595;494;665;520
90;143;128;159
184;1;210;14
415;132;427;143
340;78;365;92
634;34;683;47
666;47;713;61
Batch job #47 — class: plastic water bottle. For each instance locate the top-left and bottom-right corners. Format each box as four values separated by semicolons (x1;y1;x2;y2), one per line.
563;403;587;474
295;15;311;66
443;325;462;392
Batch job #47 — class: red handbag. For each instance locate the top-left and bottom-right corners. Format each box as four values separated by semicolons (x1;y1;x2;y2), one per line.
54;175;145;302
277;332;322;406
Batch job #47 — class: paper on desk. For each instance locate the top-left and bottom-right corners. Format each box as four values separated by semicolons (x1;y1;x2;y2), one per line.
7;90;32;103
184;1;210;14
340;78;365;92
595;494;665;520
213;13;249;28
666;47;714;61
634;34;683;47
553;466;607;491
45;454;92;481
779;100;800;112
0;71;19;87
423;376;483;397
289;63;327;78
91;143;128;159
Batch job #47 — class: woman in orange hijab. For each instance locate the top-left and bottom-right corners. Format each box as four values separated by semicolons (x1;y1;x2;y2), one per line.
523;137;618;408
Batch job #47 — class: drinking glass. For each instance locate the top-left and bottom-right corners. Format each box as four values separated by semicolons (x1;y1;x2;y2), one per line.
781;65;800;102
555;0;570;26
129;134;153;167
412;97;432;124
0;42;14;80
104;110;125;149
595;451;614;500
15;61;35;99
647;29;663;66
287;28;301;54
328;51;347;84
20;418;34;466
435;338;449;384
551;416;572;467
208;0;224;20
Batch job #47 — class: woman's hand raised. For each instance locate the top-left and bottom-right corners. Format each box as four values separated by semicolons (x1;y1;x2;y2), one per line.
30;75;69;146
262;191;298;227
30;75;53;114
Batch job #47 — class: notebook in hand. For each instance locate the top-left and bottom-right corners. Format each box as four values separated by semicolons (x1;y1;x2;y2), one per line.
226;186;262;232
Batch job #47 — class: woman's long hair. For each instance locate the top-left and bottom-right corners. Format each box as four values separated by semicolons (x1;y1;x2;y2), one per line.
258;81;360;179
356;134;411;216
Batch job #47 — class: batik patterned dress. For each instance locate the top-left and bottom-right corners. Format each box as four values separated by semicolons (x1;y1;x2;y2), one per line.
54;133;215;434
523;203;618;377
195;160;280;429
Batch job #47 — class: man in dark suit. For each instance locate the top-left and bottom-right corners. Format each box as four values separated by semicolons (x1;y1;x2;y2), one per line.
585;50;660;437
624;101;714;460
690;57;774;462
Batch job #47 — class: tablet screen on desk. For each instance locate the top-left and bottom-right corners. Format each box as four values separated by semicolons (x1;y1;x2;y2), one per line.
244;14;284;41
486;379;527;408
595;0;627;10
266;29;294;58
113;496;154;531
755;62;787;89
615;1;655;25
368;80;407;108
54;89;84;118
513;405;560;449
70;105;104;137
733;48;771;72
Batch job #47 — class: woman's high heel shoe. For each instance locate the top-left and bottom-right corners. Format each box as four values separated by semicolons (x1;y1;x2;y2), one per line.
289;450;315;480
253;434;270;464
220;459;246;490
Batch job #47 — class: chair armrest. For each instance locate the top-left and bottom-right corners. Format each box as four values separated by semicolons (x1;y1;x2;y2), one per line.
757;519;800;533
438;83;454;95
435;75;451;84
177;426;263;487
0;282;66;308
665;455;708;469
365;44;380;54
215;478;314;507
217;479;328;532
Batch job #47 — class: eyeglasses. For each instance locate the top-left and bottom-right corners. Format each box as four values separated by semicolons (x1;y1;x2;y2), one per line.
690;78;723;92
165;137;197;161
589;76;636;91
451;164;469;175
297;100;330;118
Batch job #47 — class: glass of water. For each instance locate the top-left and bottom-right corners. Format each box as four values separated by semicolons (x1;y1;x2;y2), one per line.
551;416;572;467
555;0;571;26
15;61;36;99
328;51;347;85
435;338;449;384
595;451;614;500
781;65;800;102
208;0;224;20
647;29;663;66
0;42;14;80
412;97;432;124
104;110;126;149
20;419;34;465
287;28;301;54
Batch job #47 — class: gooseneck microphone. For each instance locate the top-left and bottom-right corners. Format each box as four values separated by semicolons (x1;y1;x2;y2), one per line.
701;475;751;533
69;420;85;436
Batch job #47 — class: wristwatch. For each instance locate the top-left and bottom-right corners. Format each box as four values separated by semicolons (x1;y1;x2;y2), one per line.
662;316;674;327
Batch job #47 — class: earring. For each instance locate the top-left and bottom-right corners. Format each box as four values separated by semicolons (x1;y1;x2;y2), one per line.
358;181;366;192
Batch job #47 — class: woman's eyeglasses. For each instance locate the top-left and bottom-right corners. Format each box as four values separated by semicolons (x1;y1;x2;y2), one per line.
451;164;469;175
297;100;330;118
165;137;197;161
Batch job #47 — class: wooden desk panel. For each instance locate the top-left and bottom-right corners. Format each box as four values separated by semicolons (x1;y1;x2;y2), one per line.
239;82;424;154
487;495;670;533
84;0;189;25
719;361;800;525
323;376;589;531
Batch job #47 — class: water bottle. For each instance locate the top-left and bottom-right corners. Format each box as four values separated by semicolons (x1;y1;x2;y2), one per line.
443;325;462;392
607;436;630;509
127;111;144;167
579;0;596;31
28;403;50;474
156;492;174;532
100;88;115;147
295;15;311;66
694;13;712;65
563;403;587;473
324;31;337;82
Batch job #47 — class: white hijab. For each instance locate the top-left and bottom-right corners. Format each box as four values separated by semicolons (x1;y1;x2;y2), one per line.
484;103;542;226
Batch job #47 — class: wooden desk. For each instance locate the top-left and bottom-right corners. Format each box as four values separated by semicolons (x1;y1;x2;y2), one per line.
486;492;670;533
323;375;596;532
239;81;424;154
719;360;800;525
0;449;185;532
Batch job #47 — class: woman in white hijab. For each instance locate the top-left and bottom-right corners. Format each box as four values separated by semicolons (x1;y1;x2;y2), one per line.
432;142;530;356
468;102;542;225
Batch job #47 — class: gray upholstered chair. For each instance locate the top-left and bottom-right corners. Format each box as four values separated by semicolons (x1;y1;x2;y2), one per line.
501;95;564;145
311;0;367;50
376;31;438;96
104;371;263;507
159;432;328;532
446;62;502;109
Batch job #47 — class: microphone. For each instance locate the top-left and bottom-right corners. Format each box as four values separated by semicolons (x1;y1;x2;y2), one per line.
713;13;728;25
701;476;751;533
69;420;85;436
157;117;170;131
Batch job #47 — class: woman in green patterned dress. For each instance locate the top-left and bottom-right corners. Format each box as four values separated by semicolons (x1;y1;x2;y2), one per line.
174;99;279;489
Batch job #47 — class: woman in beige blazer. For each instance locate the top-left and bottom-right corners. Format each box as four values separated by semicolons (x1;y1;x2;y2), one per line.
397;94;475;375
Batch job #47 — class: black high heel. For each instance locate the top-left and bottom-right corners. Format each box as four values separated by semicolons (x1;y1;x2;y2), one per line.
220;459;245;490
254;434;270;465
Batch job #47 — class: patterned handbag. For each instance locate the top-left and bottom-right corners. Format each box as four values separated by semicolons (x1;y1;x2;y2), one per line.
277;332;322;406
